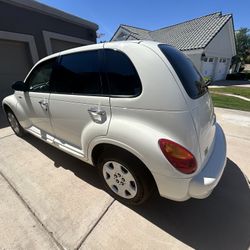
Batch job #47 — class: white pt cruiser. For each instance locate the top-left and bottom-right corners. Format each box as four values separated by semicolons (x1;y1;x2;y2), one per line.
2;41;227;205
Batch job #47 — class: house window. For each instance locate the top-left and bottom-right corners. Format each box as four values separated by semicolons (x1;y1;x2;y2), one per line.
219;58;226;63
203;57;208;62
208;58;214;63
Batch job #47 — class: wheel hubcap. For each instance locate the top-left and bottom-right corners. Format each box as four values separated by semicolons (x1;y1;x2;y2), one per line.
103;161;137;199
8;113;20;134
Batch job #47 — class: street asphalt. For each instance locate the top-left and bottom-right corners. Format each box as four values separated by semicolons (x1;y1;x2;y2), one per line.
0;107;249;250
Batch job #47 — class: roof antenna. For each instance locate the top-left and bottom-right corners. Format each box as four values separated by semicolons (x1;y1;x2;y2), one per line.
96;32;105;38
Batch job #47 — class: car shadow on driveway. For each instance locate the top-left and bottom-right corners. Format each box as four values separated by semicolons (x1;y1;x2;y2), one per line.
23;133;103;190
132;158;250;250
24;134;250;250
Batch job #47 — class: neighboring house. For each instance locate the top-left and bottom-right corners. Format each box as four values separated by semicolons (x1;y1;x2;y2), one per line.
111;12;236;81
0;0;98;104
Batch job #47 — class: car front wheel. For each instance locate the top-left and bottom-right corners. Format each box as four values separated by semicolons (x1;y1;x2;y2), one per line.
6;110;25;137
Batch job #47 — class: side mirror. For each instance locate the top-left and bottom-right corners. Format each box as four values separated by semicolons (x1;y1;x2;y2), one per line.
12;81;28;92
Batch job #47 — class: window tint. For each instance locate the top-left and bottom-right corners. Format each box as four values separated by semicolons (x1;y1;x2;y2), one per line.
104;49;142;96
159;44;207;99
52;50;102;95
26;58;56;92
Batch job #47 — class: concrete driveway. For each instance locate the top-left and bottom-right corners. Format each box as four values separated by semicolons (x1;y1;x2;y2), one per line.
0;108;249;250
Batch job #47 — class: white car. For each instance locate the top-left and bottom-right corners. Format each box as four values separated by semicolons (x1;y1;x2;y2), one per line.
2;41;227;205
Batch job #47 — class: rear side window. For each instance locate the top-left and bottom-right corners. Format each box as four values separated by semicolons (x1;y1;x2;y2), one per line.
159;44;207;99
104;49;142;96
52;50;102;95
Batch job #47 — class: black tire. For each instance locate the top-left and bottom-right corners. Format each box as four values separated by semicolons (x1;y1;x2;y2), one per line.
97;150;154;205
6;110;25;137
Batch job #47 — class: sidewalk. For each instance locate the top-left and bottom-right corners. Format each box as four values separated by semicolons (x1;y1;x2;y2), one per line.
212;80;250;87
0;108;249;250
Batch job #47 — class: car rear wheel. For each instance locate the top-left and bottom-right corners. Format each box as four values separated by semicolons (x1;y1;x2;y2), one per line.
6;110;25;137
97;151;153;205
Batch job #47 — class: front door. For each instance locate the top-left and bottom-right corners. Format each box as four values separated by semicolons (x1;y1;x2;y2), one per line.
48;48;111;157
18;58;57;139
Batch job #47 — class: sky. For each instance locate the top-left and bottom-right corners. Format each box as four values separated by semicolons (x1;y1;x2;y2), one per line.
36;0;250;42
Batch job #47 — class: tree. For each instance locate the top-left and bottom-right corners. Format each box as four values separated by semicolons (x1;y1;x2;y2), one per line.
235;28;250;64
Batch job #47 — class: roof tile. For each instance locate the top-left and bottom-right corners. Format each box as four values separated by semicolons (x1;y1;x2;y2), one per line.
113;12;232;50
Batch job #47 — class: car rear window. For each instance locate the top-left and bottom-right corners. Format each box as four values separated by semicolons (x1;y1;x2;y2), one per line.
158;44;207;99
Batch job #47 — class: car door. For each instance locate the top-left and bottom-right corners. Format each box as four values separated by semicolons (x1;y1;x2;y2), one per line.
17;58;57;138
48;48;111;157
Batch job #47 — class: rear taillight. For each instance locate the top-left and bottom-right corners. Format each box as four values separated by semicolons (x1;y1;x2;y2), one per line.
158;139;197;174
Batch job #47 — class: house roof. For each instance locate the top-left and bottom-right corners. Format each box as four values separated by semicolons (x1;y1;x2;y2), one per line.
112;12;232;51
119;25;152;40
1;0;98;30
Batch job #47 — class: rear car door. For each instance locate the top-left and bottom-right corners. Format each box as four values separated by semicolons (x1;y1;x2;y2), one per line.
49;49;111;157
17;58;57;137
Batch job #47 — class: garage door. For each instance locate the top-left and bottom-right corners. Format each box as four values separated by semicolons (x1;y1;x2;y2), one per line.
0;39;33;126
214;58;228;81
202;57;215;78
50;38;84;53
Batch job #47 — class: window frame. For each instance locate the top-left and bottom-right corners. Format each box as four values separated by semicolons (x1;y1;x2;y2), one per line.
25;48;142;98
102;48;143;98
25;57;58;93
50;49;107;97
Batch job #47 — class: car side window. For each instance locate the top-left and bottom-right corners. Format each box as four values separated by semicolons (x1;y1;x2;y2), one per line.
104;49;142;96
26;58;56;93
52;50;102;95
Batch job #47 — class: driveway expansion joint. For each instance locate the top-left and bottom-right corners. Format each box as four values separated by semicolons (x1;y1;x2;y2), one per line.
0;170;65;250
0;133;14;140
76;199;115;250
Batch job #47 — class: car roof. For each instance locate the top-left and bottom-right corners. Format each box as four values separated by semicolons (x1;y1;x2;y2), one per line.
38;40;161;63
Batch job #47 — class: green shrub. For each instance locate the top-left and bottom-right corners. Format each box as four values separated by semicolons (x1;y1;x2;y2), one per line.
203;76;213;83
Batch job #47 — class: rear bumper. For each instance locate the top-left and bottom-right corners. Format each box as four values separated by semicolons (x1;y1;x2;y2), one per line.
188;123;227;199
154;123;227;201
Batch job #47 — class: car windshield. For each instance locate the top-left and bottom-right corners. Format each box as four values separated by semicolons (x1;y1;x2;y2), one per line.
159;44;207;99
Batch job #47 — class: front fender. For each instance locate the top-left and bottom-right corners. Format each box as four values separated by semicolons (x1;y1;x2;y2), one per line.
2;95;18;115
2;93;31;128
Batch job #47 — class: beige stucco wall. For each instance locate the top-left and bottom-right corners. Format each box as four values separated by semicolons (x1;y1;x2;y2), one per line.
205;19;236;58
